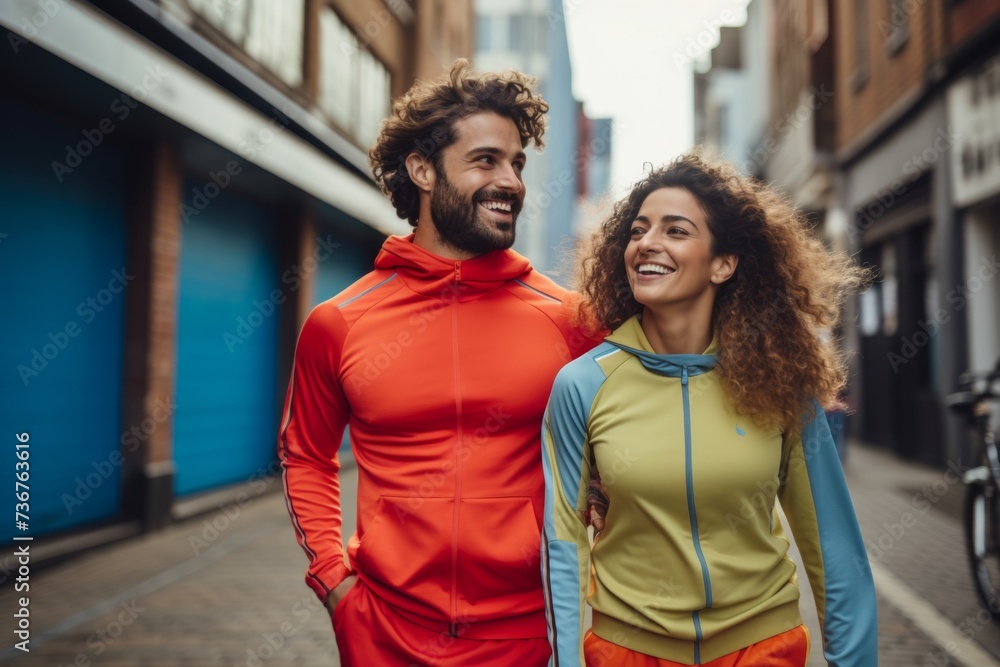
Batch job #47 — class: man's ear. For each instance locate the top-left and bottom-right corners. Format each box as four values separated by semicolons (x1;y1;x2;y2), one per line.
405;153;435;193
710;254;738;285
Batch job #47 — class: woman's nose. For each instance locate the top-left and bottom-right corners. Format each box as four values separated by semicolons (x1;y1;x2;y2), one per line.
637;233;659;252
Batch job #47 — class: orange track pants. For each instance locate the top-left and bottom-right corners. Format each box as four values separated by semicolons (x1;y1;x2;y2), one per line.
583;625;810;667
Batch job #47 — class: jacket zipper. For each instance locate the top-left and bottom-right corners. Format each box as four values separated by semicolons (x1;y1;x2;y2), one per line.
682;366;712;664
449;262;463;637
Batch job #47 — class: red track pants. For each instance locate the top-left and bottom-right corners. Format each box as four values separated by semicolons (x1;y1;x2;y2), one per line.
332;579;551;667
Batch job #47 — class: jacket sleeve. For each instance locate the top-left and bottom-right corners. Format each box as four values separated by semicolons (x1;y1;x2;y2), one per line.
541;365;596;667
278;306;354;603
778;404;877;666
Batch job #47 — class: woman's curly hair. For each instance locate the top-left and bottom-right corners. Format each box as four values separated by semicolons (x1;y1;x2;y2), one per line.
370;59;549;226
580;151;868;432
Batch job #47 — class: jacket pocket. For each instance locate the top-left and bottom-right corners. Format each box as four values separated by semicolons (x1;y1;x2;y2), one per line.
456;496;541;612
353;496;455;618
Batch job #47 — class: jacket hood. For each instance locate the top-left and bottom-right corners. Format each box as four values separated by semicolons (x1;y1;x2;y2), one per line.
374;234;532;301
605;315;717;378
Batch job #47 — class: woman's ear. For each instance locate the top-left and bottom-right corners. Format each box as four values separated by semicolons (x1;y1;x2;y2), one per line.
405;153;435;193
710;254;738;285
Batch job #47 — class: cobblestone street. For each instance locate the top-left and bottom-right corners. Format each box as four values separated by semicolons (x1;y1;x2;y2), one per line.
2;443;999;666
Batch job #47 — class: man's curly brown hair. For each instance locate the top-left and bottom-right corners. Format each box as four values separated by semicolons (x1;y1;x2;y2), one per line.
580;151;868;432
369;59;549;226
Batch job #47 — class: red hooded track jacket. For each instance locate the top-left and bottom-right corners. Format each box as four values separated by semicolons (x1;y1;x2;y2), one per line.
279;235;599;639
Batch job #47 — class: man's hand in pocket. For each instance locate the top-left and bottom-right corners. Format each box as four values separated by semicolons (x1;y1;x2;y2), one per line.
324;575;358;615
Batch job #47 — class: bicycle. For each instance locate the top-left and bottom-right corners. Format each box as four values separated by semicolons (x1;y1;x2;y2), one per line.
947;358;1000;613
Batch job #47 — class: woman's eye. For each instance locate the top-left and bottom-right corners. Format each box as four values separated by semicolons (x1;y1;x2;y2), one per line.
629;227;644;237
668;227;688;235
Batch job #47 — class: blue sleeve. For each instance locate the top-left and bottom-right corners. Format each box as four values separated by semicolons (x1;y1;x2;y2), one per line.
541;360;604;667
779;403;878;666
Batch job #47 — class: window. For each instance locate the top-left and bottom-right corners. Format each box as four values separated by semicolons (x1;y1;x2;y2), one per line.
358;49;391;147
851;0;869;90
319;11;355;130
476;15;492;51
807;0;829;51
860;286;881;336
883;0;910;55
187;0;304;86
433;1;445;52
881;243;898;336
506;13;545;53
536;15;548;52
508;15;524;51
319;9;391;147
716;104;729;147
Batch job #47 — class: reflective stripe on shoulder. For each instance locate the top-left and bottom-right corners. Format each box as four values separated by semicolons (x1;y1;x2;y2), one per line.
337;273;398;309
513;278;562;303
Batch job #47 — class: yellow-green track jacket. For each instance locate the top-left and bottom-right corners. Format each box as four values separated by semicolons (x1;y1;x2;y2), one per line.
541;316;877;666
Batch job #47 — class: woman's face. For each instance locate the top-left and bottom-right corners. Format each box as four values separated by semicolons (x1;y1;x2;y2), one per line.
624;187;735;313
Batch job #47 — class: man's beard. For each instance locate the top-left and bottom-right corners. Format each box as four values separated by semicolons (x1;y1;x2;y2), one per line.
430;169;521;255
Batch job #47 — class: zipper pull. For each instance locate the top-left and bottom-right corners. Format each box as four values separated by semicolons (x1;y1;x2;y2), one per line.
454;262;462;283
682;367;689;386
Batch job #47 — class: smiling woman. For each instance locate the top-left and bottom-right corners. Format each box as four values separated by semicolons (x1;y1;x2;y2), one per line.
541;151;878;667
579;151;867;430
623;186;737;356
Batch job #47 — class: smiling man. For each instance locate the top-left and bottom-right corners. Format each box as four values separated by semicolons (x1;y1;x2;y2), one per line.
278;60;602;666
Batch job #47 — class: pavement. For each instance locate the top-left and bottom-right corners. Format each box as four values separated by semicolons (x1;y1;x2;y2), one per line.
0;442;998;666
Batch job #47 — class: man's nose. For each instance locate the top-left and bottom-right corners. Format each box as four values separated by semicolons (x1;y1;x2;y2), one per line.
494;163;523;193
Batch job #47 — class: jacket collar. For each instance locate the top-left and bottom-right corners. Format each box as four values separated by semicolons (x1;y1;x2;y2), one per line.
605;315;717;378
374;234;532;302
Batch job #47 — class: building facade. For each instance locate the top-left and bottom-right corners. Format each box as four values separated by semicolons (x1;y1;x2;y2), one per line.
695;0;1000;465
834;0;1000;465
0;0;472;557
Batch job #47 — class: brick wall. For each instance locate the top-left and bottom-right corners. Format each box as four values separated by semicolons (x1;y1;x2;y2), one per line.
121;140;181;469
144;143;182;468
834;0;941;152
121;139;182;528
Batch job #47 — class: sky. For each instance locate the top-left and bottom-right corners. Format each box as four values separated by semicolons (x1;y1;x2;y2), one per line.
564;0;751;197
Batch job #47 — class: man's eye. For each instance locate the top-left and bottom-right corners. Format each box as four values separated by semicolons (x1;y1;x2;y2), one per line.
477;156;494;164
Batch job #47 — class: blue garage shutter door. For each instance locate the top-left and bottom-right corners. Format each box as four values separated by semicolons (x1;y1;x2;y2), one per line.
0;100;126;537
311;235;371;306
311;226;372;452
174;185;279;495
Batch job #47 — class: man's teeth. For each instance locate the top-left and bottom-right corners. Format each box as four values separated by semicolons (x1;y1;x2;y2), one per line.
482;201;512;212
637;264;674;275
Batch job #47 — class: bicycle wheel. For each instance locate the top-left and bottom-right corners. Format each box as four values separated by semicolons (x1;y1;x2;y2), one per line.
965;480;1000;614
